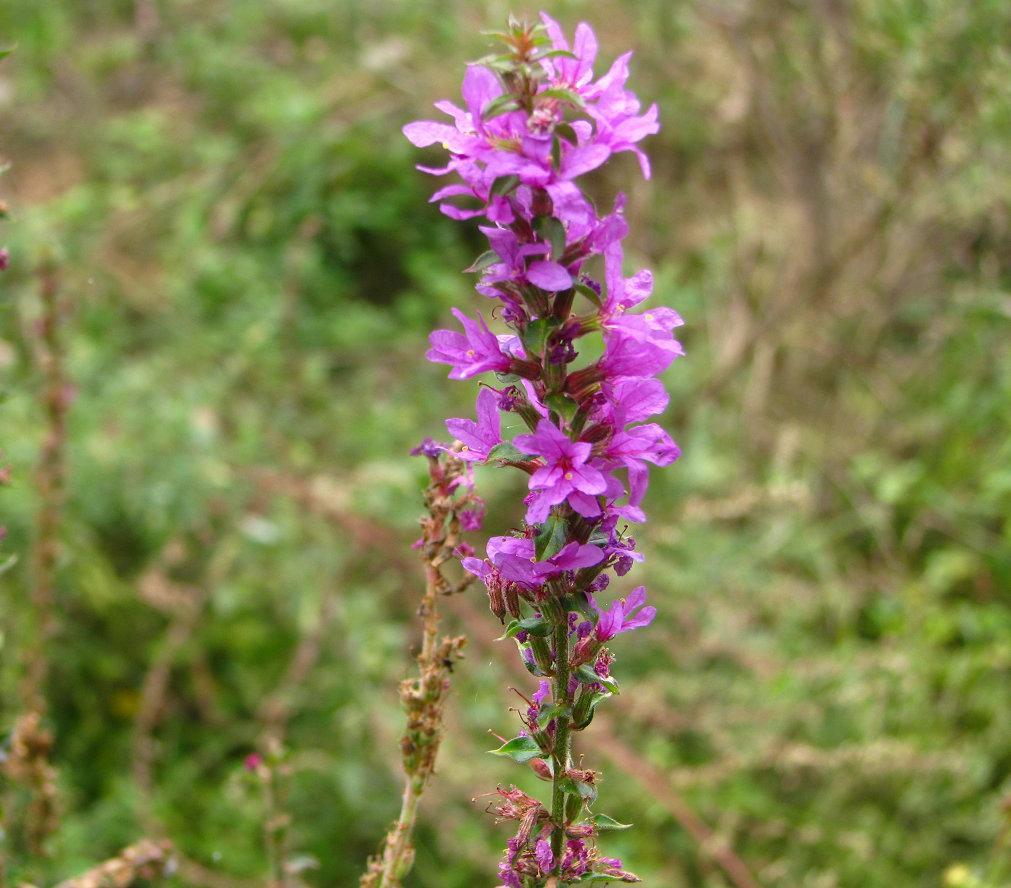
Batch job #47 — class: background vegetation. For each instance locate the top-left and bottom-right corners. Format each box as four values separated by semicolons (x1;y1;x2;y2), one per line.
2;1;1010;886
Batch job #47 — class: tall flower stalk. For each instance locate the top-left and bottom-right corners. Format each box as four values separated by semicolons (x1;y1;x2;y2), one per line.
404;13;680;886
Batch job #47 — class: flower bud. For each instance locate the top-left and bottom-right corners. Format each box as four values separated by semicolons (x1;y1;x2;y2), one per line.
529;757;553;781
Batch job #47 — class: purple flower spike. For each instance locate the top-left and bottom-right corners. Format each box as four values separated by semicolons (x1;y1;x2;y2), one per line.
591;586;656;641
406;16;672;883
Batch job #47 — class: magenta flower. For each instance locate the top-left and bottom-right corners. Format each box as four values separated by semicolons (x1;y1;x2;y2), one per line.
486;535;604;587
513;420;608;522
590;586;656;641
446;387;502;462
478;226;573;294
535;839;554;871
598;377;670;425
427;307;521;379
599;326;683;381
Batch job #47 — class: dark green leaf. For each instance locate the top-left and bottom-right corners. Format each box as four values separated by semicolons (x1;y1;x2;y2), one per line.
587;813;633;830
534;512;568;561
488;441;527;462
536;703;570;729
530;49;578;63
489;735;542;762
534;216;567;261
503;616;552;638
523;317;556;357
464;250;501;273
482;93;523;121
574;281;603;308
559;775;597;804
545;393;578;424
571;691;610;730
538;87;587;109
574;665;622;695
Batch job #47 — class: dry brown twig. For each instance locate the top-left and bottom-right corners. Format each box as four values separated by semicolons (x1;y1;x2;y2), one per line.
359;446;477;888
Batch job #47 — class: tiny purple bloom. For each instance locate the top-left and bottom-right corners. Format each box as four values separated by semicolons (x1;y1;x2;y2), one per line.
590;586;656;641
446;387;502;462
427;307;520;379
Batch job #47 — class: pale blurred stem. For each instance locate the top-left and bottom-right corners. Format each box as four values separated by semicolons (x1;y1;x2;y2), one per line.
549;618;573;869
262;755;289;888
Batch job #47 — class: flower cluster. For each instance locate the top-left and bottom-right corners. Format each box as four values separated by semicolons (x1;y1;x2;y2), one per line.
406;13;679;886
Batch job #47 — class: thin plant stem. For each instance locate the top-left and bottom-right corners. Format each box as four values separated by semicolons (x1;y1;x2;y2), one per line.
548;617;573;869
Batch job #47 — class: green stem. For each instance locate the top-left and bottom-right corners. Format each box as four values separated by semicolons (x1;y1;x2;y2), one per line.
549;616;573;869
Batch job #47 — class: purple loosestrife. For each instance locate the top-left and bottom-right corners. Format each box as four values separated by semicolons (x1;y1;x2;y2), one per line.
406;13;678;886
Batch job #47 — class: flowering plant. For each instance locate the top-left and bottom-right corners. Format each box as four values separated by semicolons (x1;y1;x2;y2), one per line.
402;13;681;886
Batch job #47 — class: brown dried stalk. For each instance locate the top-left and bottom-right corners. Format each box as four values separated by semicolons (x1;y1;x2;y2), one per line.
360;447;477;888
2;264;67;880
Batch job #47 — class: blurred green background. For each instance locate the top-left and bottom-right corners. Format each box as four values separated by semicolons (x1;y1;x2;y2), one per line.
2;1;1010;886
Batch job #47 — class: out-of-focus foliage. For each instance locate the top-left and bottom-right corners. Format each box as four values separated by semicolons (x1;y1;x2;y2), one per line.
1;1;1009;887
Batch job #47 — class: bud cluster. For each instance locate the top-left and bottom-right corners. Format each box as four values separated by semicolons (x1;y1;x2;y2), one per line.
405;13;680;886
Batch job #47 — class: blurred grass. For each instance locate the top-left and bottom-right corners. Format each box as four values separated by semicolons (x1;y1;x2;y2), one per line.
1;1;1010;887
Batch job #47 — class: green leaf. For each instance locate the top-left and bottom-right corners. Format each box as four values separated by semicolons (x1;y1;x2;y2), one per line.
0;46;15;62
534;216;567;261
536;703;570;729
520;617;554;637
569;590;596;622
482;93;523;121
488;441;527;463
538;87;587;109
534;512;568;561
522;317;556;357
559;775;597;803
491;174;521;198
500;616;553;640
529;48;578;63
555;122;579;146
574;281;603;308
587;813;633;830
520;655;550;677
574;665;619;694
545;393;577;424
464;250;501;273
489;735;542;763
498;619;522;641
571;691;610;730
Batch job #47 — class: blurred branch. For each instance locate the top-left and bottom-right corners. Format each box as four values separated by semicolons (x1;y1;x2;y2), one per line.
47;839;174;888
